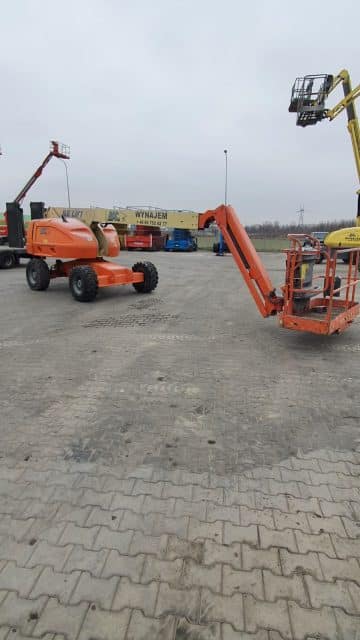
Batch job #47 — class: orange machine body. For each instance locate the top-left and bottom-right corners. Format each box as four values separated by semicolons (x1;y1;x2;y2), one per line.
26;217;100;259
26;217;144;290
50;258;144;288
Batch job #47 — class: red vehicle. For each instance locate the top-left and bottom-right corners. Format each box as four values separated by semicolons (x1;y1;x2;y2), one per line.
125;225;166;251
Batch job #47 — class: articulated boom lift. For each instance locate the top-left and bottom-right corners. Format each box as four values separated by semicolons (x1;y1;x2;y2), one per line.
199;205;360;335
289;69;360;225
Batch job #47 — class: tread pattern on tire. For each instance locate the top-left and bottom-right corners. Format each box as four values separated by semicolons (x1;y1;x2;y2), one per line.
0;252;16;269
132;261;158;293
69;265;98;302
26;258;50;290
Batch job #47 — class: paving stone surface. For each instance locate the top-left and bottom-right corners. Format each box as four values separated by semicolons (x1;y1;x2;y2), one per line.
0;450;357;638
0;253;360;637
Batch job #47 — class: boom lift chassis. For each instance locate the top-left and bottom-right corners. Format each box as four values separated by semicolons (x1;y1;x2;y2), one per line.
199;205;360;336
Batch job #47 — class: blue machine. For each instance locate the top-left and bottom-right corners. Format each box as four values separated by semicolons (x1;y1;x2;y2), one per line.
165;228;197;252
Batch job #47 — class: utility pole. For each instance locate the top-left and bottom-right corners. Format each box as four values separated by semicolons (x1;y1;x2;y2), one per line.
224;149;228;205
217;149;228;256
61;159;71;208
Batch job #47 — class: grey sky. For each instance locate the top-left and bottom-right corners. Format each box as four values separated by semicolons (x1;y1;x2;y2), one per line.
1;0;360;224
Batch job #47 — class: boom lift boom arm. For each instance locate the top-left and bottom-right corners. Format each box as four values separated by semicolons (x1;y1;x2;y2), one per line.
289;69;360;221
198;205;283;317
0;141;70;246
14;141;70;205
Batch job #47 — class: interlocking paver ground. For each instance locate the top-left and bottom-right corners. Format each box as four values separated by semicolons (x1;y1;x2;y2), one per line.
0;253;359;638
0;451;358;638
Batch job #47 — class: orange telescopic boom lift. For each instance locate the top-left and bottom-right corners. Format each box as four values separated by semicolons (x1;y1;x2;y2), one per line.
199;205;360;335
25;216;158;302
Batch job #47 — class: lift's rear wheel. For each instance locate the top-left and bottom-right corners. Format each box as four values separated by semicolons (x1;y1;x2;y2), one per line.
132;261;158;293
26;258;50;290
69;265;98;302
0;252;16;269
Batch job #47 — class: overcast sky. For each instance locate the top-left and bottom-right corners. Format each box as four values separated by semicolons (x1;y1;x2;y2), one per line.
1;0;360;224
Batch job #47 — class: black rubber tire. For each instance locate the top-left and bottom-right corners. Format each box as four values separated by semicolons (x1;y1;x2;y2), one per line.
132;261;158;293
0;252;16;269
26;258;50;290
69;265;98;302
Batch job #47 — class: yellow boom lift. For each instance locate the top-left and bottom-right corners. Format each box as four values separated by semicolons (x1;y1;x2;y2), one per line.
289;69;360;248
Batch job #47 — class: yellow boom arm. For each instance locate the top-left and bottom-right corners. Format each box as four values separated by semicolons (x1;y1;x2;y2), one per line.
289;69;360;225
326;71;360;195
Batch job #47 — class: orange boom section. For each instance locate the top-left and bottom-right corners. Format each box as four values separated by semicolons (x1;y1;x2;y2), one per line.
198;205;283;317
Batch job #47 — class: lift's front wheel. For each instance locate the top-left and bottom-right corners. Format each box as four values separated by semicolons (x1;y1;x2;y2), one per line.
26;258;50;290
132;261;158;293
69;265;98;302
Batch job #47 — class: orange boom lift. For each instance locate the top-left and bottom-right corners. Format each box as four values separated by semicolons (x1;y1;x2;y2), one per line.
199;205;360;335
25;215;158;301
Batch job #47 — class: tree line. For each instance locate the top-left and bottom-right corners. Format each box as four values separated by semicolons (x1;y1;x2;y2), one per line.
245;219;354;238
